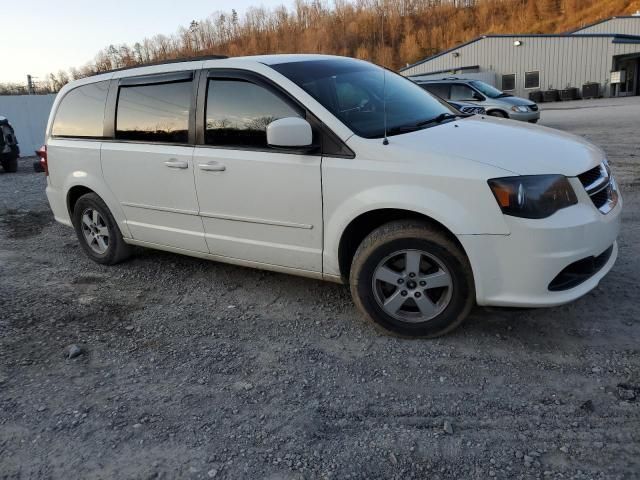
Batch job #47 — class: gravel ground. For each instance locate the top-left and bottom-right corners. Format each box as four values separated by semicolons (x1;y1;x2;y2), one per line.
1;99;639;479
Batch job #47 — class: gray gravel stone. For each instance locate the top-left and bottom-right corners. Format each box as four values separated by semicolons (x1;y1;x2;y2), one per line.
1;99;640;479
65;344;83;359
443;420;454;435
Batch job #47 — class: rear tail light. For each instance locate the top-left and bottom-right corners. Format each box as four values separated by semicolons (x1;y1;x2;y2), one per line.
35;145;48;175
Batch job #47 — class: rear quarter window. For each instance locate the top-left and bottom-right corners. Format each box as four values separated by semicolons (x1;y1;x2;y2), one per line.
422;84;449;99
51;81;109;137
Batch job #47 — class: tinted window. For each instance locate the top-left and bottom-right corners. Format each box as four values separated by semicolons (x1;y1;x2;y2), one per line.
525;71;540;89
450;84;477;101
51;81;109;137
470;80;504;98
206;79;301;148
502;74;516;91
271;59;452;139
336;82;371;111
422;84;450;99
116;81;191;143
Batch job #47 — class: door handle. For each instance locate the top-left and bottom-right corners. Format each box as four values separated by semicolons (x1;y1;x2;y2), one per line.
199;161;226;172
164;159;188;169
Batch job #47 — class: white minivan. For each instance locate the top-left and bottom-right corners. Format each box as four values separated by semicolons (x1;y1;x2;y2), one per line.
43;54;621;337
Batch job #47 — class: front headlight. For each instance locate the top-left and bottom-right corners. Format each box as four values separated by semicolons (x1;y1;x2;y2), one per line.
511;105;529;113
488;175;578;219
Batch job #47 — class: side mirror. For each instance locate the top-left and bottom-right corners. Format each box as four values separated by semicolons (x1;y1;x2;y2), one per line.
267;117;313;148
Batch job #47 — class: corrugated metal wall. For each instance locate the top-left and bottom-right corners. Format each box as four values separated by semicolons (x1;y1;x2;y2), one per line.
573;17;640;35
410;71;497;86
401;36;640;98
0;95;55;154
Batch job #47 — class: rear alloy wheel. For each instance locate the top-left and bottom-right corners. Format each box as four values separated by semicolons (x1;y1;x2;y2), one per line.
350;220;475;337
72;193;131;265
80;208;110;255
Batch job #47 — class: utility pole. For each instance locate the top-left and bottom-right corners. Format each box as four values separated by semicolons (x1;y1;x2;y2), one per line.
27;75;34;95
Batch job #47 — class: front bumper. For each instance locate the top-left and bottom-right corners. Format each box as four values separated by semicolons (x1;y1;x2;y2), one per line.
508;110;540;122
458;191;622;308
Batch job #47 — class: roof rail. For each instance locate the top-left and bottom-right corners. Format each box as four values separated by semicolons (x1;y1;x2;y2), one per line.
94;54;229;76
415;77;465;82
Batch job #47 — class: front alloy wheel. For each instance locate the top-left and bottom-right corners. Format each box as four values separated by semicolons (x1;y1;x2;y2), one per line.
350;220;475;337
372;249;453;323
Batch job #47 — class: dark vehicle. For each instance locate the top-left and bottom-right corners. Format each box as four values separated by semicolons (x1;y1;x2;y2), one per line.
0;116;20;173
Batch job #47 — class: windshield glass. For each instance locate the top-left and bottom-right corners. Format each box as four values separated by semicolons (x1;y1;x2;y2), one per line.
270;58;452;138
469;80;504;99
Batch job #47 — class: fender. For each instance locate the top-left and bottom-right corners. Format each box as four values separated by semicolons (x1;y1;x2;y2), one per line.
323;183;510;277
62;174;132;239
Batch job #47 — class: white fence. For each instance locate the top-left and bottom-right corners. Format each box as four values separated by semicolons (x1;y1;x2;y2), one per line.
0;94;56;155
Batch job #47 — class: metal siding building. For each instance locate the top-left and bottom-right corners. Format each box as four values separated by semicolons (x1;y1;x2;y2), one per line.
571;16;640;35
400;16;640;99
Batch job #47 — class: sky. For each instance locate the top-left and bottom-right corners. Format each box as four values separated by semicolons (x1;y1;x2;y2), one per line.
4;0;292;84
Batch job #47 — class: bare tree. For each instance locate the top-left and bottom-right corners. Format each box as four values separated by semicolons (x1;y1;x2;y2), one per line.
2;0;630;94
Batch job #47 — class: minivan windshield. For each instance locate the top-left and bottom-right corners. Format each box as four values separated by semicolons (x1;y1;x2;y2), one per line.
271;58;454;139
469;80;509;99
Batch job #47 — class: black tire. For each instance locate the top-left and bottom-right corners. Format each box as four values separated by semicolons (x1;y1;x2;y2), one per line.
33;159;44;172
72;193;132;265
487;110;508;118
350;220;475;338
1;157;18;173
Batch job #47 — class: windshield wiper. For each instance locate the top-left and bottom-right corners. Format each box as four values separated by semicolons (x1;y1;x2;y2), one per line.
384;113;464;136
414;112;463;127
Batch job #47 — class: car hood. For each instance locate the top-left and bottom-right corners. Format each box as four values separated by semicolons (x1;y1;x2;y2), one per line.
379;116;604;176
448;100;478;107
491;95;535;107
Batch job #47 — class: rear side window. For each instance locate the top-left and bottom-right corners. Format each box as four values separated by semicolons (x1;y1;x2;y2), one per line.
450;84;477;101
205;79;301;148
51;81;109;137
422;84;449;99
116;81;191;143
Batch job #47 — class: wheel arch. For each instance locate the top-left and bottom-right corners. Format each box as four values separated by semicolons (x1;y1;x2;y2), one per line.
63;181;132;238
337;208;471;282
486;108;509;118
66;185;95;218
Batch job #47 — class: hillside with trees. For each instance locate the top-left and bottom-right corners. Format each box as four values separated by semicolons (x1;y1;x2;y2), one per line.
3;0;640;93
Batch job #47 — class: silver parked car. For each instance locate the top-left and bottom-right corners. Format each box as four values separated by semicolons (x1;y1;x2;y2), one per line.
417;78;540;123
446;100;486;115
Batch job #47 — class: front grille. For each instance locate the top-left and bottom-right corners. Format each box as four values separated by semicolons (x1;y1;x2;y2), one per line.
529;104;539;112
461;106;485;115
577;161;618;214
548;245;613;291
578;165;602;186
590;188;610;209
